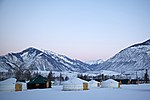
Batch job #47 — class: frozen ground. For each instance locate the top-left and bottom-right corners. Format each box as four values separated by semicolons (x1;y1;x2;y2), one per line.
0;84;150;100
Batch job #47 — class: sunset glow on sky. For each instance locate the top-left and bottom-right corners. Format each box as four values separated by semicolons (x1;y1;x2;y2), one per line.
0;0;150;61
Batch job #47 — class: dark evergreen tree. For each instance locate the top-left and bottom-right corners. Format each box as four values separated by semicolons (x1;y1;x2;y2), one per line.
80;74;84;80
77;74;84;80
59;73;62;85
83;75;87;80
102;74;104;81
144;69;149;83
65;76;69;81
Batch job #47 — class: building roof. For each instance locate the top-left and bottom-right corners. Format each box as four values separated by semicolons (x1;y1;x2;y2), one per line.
0;78;16;84
102;79;118;84
27;75;47;84
101;79;119;88
63;78;88;85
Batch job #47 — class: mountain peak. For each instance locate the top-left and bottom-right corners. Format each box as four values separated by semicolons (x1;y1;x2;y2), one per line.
130;39;150;47
23;47;38;52
21;47;42;54
96;39;150;78
0;47;92;73
142;39;150;45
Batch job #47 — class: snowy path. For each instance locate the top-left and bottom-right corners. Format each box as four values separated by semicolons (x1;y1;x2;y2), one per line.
0;84;150;100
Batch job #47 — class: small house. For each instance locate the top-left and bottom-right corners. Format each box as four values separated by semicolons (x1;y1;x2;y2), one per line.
0;78;16;91
89;80;100;88
101;79;120;88
27;75;50;89
63;78;89;91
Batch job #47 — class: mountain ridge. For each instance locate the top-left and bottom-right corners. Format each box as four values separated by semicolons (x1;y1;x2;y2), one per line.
0;39;150;78
96;39;150;74
0;47;92;73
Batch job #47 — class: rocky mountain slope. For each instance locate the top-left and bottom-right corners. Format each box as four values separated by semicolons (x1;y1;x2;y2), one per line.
0;39;150;79
0;47;91;73
96;39;150;74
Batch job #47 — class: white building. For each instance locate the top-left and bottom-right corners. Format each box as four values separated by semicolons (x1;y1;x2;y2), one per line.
101;79;120;88
63;78;89;91
0;78;16;91
89;80;100;88
0;78;27;91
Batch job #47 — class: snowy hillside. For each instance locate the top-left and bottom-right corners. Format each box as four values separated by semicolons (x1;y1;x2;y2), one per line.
96;39;150;77
0;47;91;73
85;59;104;65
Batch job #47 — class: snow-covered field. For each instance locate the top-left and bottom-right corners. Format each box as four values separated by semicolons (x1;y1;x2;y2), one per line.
0;84;150;100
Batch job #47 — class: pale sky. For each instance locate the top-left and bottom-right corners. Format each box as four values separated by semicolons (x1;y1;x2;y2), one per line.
0;0;150;61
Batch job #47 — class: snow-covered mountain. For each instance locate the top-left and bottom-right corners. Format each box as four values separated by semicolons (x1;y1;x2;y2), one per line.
0;47;91;73
85;59;104;65
0;39;150;79
96;39;150;74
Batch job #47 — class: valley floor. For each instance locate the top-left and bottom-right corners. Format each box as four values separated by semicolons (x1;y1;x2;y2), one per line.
0;84;150;100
